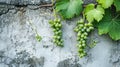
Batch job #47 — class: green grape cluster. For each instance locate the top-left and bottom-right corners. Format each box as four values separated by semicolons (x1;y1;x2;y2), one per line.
49;19;63;47
74;19;94;58
35;34;42;42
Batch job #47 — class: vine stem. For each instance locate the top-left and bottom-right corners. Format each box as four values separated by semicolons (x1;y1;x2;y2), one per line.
28;19;39;36
52;0;57;19
82;13;85;22
113;14;120;20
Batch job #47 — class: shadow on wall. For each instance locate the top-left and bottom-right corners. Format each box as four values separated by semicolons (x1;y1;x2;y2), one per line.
0;50;45;67
57;59;81;67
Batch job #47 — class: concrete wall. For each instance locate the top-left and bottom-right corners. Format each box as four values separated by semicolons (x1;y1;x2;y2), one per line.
0;0;120;67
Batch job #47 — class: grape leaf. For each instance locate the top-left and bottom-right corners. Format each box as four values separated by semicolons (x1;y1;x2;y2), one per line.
97;0;114;8
84;4;104;23
98;9;120;40
55;0;83;19
114;0;120;11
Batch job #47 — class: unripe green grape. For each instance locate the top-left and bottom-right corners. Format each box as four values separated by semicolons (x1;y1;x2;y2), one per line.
74;28;79;32
84;32;88;36
79;24;84;28
85;23;88;27
53;39;56;43
77;24;83;29
53;29;56;32
87;23;93;26
80;38;84;41
79;27;82;30
82;40;85;44
58;33;62;36
35;34;42;42
83;51;86;53
83;36;87;39
55;31;58;35
78;48;83;52
54;19;58;22
56;28;59;30
81;34;84;38
77;37;81;41
82;44;86;47
53;22;56;25
56;40;59;43
86;28;91;32
59;43;64;47
55;23;59;28
79;53;84;58
77;22;80;24
83;26;87;30
60;39;63;42
80;52;86;57
51;24;54;28
74;26;78;29
77;32;81;37
56;31;61;35
89;27;94;30
49;20;53;24
79;19;84;23
77;20;83;24
58;30;62;34
57;19;60;22
57;36;61;39
78;44;82;48
78;31;82;34
58;24;62;28
74;28;76;32
78;41;82;44
53;35;57;39
81;29;85;32
58;42;61;45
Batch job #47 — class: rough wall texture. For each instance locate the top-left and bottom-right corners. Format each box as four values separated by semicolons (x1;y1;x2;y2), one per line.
0;0;51;5
0;0;120;67
0;0;96;5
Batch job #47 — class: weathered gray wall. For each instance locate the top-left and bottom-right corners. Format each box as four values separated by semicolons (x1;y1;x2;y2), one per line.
0;0;95;5
0;0;120;67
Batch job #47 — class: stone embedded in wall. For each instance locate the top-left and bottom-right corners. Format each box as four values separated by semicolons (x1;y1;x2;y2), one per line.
0;5;9;15
110;41;120;67
57;59;81;67
83;0;96;4
0;4;14;15
0;0;51;5
0;50;45;67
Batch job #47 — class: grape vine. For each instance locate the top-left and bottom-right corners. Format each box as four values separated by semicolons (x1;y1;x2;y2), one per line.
49;0;64;47
48;0;120;58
